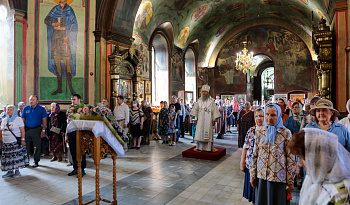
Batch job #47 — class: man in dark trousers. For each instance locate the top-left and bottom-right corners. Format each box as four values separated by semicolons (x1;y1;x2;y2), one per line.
22;95;48;167
65;94;86;177
169;96;181;143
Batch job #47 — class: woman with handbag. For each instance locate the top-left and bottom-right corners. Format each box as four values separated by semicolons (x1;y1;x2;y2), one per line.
47;103;67;162
0;105;28;178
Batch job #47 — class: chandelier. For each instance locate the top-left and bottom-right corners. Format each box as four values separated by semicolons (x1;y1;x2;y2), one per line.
235;42;255;74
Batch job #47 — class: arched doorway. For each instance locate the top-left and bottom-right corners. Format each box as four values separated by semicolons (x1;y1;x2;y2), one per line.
261;67;274;102
151;34;169;105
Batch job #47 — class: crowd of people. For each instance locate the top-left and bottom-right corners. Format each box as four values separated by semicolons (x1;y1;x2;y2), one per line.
1;93;350;204
238;96;350;205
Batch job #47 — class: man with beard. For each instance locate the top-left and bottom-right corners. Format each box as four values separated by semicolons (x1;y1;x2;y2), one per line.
44;0;78;95
190;85;220;152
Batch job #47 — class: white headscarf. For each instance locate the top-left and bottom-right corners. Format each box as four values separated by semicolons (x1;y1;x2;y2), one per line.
347;99;350;118
300;128;350;205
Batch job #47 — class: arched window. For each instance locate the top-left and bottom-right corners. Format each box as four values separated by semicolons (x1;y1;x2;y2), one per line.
0;3;14;109
185;49;196;103
151;34;169;105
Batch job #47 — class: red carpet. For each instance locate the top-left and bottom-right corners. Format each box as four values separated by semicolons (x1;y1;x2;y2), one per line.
182;146;226;161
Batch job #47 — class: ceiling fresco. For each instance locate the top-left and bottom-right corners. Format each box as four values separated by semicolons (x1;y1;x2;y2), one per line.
132;0;329;65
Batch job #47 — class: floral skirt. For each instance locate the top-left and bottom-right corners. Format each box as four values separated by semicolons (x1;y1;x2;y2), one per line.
1;142;29;171
49;133;64;153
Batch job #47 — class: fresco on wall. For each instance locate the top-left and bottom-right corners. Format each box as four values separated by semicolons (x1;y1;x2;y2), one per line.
172;52;184;82
215;25;228;38
292;17;307;29
0;4;14;108
265;11;284;18
133;34;150;79
191;4;209;22
289;5;309;19
204;16;220;30
135;1;153;30
38;0;86;101
226;3;244;13
197;67;208;87
297;0;308;5
177;26;190;48
260;0;281;6
216;26;313;93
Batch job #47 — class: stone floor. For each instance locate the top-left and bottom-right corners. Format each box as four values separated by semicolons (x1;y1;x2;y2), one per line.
0;127;299;205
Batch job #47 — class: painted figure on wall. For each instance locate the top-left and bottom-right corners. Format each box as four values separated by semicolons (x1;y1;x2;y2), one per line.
191;4;209;22
174;0;193;11
44;0;78;95
178;27;190;48
172;52;184;82
133;34;150;79
135;1;153;30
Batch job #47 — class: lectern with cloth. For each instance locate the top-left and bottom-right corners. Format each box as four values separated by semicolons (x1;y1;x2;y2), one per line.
67;120;125;205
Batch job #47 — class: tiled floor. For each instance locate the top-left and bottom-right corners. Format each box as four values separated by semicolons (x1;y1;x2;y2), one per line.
0;127;299;205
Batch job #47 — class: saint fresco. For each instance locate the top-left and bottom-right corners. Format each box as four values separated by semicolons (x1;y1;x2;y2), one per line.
135;1;153;30
191;4;209;22
216;26;312;94
172;52;184;82
177;27;190;48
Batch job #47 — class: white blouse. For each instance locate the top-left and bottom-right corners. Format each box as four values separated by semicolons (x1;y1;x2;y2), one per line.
1;117;24;143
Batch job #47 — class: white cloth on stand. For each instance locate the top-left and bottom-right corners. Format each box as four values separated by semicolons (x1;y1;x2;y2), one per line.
66;120;125;157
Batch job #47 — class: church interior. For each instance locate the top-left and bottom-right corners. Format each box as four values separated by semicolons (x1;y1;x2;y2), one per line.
0;0;350;204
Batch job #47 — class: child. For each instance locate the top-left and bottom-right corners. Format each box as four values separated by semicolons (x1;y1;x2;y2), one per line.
168;105;176;146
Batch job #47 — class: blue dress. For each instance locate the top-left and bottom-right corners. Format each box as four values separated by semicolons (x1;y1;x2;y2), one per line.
285;116;302;135
168;111;176;134
226;106;234;125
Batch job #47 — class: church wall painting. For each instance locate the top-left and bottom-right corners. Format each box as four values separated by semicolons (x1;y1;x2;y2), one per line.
36;0;89;102
216;25;313;94
171;52;184;82
132;33;150;79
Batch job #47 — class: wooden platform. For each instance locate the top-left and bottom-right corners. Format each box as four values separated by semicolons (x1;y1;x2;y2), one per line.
182;146;226;161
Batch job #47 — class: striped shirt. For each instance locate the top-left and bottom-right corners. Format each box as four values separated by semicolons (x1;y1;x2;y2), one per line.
130;109;144;125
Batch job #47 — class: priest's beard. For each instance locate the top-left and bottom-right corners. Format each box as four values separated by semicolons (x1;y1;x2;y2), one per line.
202;94;209;101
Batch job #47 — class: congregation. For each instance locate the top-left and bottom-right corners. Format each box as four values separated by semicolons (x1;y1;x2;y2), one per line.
1;90;350;205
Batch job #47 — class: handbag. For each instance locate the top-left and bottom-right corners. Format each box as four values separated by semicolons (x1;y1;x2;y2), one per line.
50;126;61;134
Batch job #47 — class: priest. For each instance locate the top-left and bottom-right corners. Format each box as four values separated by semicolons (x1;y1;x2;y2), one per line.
190;84;221;152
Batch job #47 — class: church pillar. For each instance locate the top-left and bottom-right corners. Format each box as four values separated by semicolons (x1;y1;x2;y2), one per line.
14;11;27;104
333;1;348;112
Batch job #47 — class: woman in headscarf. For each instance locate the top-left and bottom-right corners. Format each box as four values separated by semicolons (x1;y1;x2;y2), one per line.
237;102;255;148
288;128;350;205
240;108;264;204
338;99;350;131
249;104;296;205
305;99;350;152
285;102;303;135
47;103;67;162
277;98;289;124
0;105;28;178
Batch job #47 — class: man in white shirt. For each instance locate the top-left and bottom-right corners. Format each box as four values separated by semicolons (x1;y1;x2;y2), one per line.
113;96;130;129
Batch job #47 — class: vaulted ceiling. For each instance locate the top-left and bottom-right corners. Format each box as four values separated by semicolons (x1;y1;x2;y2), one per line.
99;0;333;66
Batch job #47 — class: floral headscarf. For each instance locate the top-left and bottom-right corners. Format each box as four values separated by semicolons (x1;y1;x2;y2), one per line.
49;104;60;117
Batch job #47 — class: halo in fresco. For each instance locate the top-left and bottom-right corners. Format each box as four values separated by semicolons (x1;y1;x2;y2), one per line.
174;0;193;11
226;3;244;13
291;17;307;29
289;5;309;19
296;0;308;5
135;1;153;30
54;0;74;4
191;4;209;22
215;25;228;37
265;11;284;18
177;26;190;48
260;0;281;6
204;16;220;30
234;13;251;22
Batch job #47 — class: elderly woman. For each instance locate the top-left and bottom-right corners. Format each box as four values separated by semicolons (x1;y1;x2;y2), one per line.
338;99;350;131
250;104;295;205
237;102;255;148
300;96;321;129
215;101;226;138
285;102;303;135
288;128;350;205
142;101;153;145
305;99;350;152
0;104;9;126
240;108;264;204
0;105;28;178
129;100;144;149
47;103;67;162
